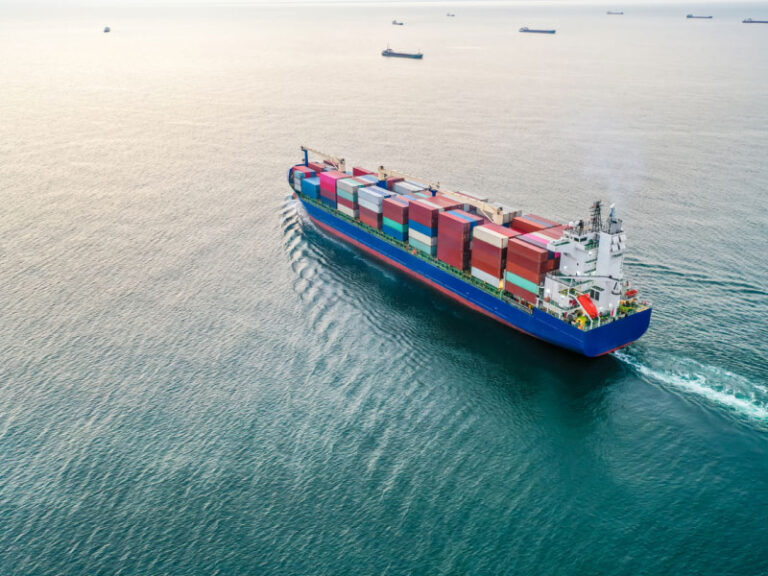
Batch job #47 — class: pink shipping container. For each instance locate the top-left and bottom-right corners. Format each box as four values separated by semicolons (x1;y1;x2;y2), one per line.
320;171;349;195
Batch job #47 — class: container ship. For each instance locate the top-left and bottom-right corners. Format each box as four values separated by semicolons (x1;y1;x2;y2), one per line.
382;47;423;59
519;27;556;34
288;147;652;357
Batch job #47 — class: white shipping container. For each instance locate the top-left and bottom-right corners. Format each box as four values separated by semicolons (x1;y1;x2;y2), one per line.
338;205;359;219
409;228;438;246
293;179;303;192
393;181;424;195
358;199;382;213
471;266;502;289
337;178;365;194
358;186;390;207
473;226;508;249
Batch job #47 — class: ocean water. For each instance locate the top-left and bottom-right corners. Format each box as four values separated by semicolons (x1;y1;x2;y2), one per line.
1;1;767;574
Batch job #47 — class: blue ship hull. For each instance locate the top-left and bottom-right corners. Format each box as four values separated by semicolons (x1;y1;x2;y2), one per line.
295;194;651;357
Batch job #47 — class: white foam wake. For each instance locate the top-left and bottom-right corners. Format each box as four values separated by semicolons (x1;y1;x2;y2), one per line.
613;351;768;423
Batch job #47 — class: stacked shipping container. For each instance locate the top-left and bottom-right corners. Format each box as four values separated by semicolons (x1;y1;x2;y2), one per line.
301;176;321;199
292;166;316;193
437;210;483;270
471;224;521;289
407;199;440;256
382;196;410;242
319;170;348;209
505;239;551;304
336;177;368;219
358;185;391;229
295;166;572;304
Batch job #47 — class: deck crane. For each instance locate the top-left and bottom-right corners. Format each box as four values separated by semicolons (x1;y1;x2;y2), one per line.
300;146;345;173
298;147;520;225
376;165;521;225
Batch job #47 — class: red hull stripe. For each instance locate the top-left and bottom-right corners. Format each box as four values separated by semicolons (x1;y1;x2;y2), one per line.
309;216;543;343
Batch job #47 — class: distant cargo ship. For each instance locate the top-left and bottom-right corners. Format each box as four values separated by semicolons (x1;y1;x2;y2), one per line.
288;148;652;357
743;18;768;23
606;11;624;15
382;47;423;59
103;26;111;33
686;14;713;19
392;20;404;26
520;27;556;34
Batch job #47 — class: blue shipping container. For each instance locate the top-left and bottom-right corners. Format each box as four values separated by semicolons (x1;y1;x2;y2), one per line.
302;177;321;199
409;220;438;238
383;226;408;242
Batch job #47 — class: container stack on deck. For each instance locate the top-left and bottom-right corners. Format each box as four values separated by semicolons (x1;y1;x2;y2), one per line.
358;185;391;229
301;176;321;199
437;210;483;270
502;214;566;304
297;165;577;307
292;166;316;193
336;177;367;219
470;223;520;289
319;170;348;209
382;196;410;242
407;199;440;256
505;239;550;304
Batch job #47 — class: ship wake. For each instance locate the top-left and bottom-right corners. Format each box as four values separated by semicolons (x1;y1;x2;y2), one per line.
614;350;768;425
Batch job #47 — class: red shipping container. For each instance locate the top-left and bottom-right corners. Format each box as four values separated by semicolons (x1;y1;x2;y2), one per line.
359;206;382;229
337;196;357;210
438;210;477;236
320;171;348;195
353;167;375;177
511;214;560;234
472;239;505;262
506;262;546;284
471;242;505;277
438;247;470;270
307;162;326;173
437;234;470;251
293;165;316;178
409;200;441;228
504;282;538;304
482;222;519;237
508;238;548;263
472;257;504;278
382;197;410;223
507;252;549;274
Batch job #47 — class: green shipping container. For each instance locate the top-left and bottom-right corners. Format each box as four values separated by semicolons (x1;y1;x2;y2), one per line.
505;271;540;294
409;236;437;257
383;217;406;233
337;189;358;202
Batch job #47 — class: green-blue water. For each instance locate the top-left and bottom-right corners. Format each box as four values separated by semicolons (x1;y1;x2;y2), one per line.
1;2;767;574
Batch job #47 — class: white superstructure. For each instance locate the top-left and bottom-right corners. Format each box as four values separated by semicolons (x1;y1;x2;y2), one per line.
542;202;630;323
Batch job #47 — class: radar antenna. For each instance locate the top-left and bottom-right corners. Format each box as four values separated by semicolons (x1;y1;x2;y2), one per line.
590;201;603;232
